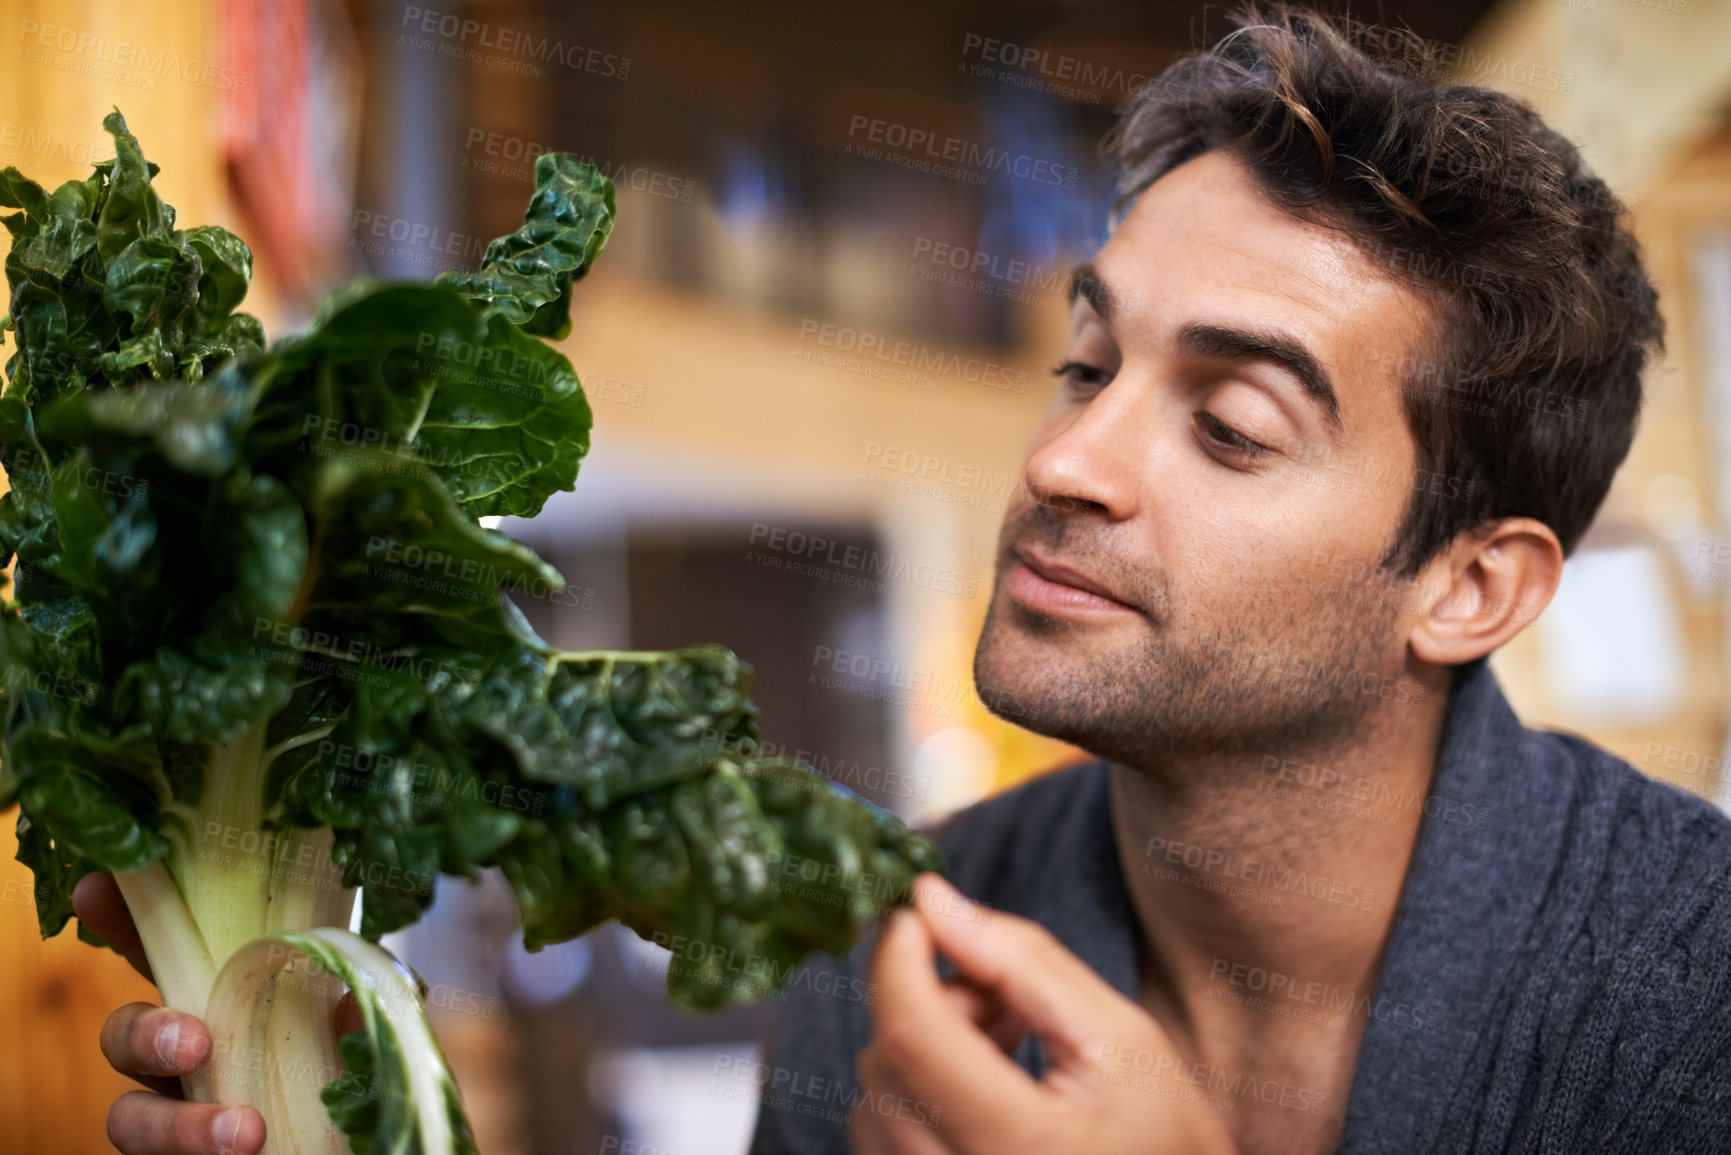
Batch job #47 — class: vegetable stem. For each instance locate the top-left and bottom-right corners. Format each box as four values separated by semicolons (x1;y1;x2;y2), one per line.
173;721;274;969
112;861;217;1018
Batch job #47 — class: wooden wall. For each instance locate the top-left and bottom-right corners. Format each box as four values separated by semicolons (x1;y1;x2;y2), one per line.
0;2;278;1150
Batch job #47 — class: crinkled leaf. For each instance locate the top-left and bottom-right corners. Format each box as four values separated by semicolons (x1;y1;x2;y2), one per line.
93;110;173;262
436;155;614;339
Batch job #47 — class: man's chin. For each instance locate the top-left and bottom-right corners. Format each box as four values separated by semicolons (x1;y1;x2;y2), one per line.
972;616;1114;737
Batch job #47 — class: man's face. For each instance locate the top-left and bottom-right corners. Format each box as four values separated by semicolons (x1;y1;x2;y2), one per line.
974;150;1438;765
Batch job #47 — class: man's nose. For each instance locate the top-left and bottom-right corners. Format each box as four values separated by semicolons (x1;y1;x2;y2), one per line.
1023;382;1147;521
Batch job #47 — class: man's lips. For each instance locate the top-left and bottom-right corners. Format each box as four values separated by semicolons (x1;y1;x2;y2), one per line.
1006;549;1139;615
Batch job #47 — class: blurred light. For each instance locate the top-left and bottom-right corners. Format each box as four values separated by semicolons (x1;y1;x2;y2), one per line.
1645;473;1701;535
717;144;787;226
1536;545;1686;726
479;515;502;529
591;1044;759;1155
501;936;593;1004
616;925;677;995
911;726;998;821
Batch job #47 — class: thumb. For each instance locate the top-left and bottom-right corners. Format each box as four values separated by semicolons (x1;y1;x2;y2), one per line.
910;873;1150;1073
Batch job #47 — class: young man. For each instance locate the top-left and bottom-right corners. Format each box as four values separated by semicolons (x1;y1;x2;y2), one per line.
749;7;1731;1155
82;7;1730;1155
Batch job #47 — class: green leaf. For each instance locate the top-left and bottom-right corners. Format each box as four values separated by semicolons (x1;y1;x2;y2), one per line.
180;224;252;324
100;235;201;382
10;692;167;873
257;283;593;518
15;177;99;281
436;155;614;339
39;373;255;475
15;810;83;937
94;110;173;263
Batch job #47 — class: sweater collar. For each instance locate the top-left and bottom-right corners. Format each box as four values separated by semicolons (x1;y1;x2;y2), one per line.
1335;658;1574;1153
1062;659;1566;1151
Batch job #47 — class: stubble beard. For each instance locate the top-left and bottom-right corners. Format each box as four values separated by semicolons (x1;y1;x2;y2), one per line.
972;507;1411;770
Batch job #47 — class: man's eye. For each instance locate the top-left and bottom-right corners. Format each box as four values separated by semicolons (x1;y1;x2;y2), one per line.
1050;360;1113;390
1195;412;1270;459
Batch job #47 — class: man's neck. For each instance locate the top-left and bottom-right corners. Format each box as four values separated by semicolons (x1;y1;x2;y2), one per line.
1106;663;1454;1147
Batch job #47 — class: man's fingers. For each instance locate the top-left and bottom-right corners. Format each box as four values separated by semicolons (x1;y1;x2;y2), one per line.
911;873;1145;1070
867;903;1047;1151
100;1004;212;1085
73;871;154;983
941;979;1029;1054
108;1092;265;1155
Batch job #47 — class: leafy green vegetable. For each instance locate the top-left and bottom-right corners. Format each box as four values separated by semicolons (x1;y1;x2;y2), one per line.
0;111;942;1155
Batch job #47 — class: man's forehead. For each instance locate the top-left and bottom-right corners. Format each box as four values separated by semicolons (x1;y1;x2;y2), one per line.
1105;153;1394;310
1088;152;1435;400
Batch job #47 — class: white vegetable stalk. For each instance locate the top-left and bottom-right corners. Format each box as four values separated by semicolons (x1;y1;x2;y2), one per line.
114;718;474;1155
203;930;469;1155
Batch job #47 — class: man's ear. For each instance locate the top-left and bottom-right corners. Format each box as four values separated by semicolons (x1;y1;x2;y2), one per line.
1409;517;1564;665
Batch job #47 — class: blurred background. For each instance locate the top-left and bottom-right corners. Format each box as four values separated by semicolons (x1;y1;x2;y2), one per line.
3;0;1731;1151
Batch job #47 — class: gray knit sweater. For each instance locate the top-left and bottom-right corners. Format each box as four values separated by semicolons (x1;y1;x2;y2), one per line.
747;659;1731;1153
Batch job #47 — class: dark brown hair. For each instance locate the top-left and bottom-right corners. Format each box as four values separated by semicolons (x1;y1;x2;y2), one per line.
1106;3;1663;573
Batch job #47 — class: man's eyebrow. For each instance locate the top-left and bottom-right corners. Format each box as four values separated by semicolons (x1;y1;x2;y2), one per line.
1068;261;1114;324
1175;320;1342;433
